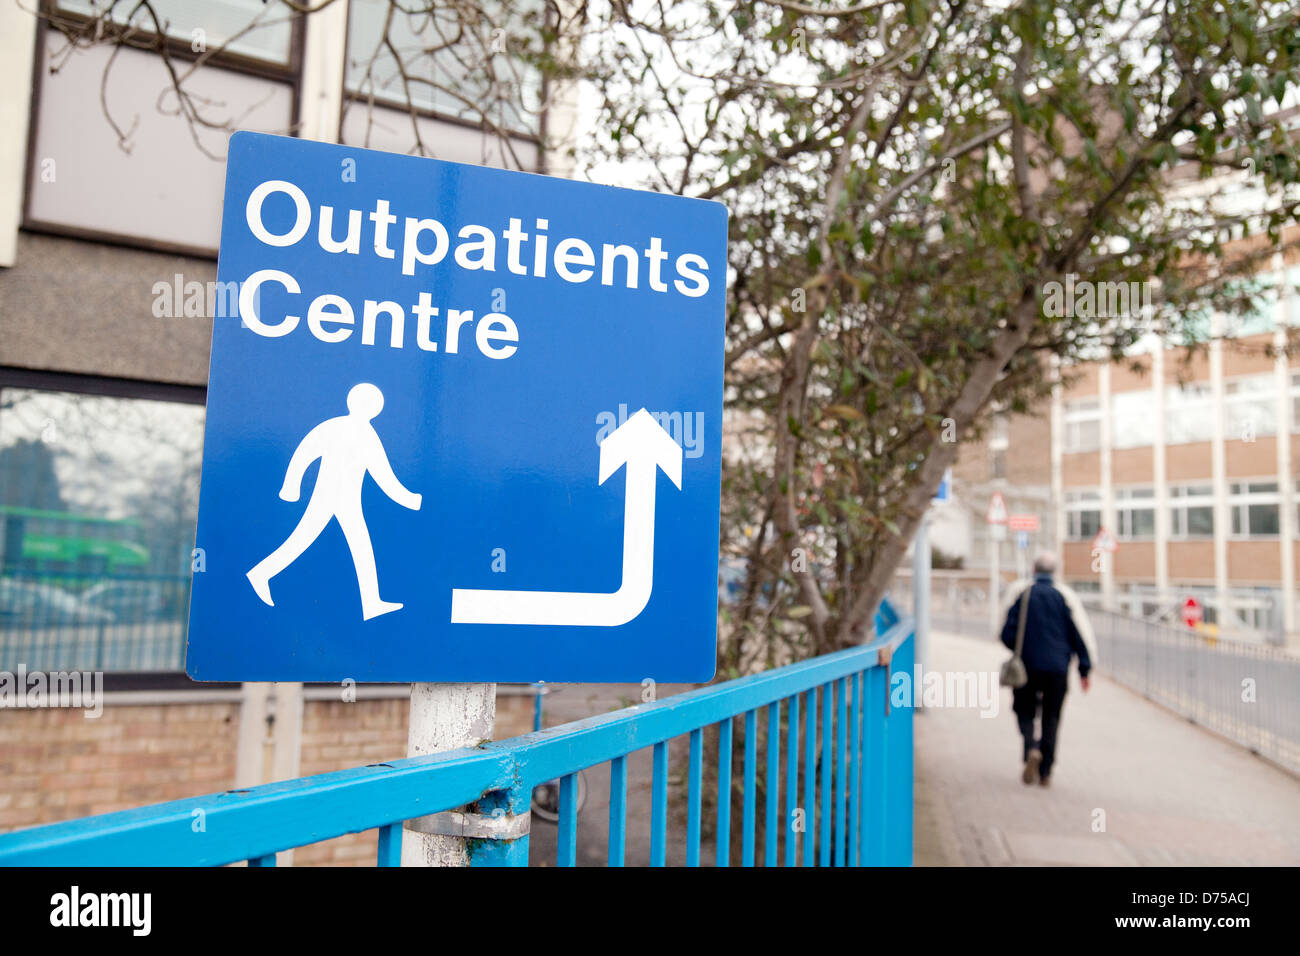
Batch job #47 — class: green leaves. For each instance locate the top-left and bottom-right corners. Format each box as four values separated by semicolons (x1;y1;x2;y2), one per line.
1244;95;1263;126
822;404;864;422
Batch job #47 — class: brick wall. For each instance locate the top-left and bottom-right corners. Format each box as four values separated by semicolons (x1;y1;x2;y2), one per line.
0;701;239;832
292;697;409;866
1005;409;1053;487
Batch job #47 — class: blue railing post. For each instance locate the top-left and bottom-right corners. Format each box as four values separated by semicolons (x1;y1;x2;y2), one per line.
376;823;402;867
835;676;848;867
608;755;628;867
849;671;863;867
687;728;703;867
467;784;531;867
556;774;579;867
764;701;779;868
819;682;832;866
742;709;757;866
888;634;915;866
716;717;733;867
784;693;800;868
862;665;886;865
651;741;669;866
802;686;817;867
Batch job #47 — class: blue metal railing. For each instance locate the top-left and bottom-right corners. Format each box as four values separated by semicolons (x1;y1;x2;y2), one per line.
0;603;913;867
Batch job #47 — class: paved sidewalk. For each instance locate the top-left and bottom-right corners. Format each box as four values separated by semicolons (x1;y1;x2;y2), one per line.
915;630;1300;866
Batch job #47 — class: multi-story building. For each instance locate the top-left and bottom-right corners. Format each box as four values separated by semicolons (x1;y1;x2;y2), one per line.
926;109;1300;646
1053;313;1300;642
933;268;1300;646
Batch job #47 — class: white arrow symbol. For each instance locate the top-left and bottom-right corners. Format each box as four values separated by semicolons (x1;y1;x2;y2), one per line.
450;408;683;627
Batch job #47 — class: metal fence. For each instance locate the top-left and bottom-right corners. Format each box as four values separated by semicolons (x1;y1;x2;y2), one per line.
0;604;913;867
1091;609;1300;776
891;575;1300;774
887;575;992;640
0;571;190;672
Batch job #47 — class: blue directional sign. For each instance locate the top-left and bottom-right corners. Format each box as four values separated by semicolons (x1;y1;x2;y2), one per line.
185;132;727;682
933;467;951;502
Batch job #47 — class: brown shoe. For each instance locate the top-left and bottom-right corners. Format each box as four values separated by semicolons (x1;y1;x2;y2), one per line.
1039;775;1051;788
1022;749;1042;785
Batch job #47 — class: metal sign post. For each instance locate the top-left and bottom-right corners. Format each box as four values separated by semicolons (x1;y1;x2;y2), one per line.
1091;527;1119;613
912;510;930;706
910;469;949;700
987;492;1008;633
402;682;497;867
1008;513;1037;581
185;133;729;866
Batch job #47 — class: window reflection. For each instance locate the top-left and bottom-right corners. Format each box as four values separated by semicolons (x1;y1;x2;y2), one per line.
59;0;295;65
345;0;545;134
0;387;204;671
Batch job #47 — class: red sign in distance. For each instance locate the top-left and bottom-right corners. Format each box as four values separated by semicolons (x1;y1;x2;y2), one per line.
1008;514;1039;532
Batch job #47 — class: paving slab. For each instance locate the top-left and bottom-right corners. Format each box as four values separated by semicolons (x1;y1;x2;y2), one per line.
914;631;1300;866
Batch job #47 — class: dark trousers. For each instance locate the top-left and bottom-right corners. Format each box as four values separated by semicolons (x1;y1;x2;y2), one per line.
1012;671;1069;778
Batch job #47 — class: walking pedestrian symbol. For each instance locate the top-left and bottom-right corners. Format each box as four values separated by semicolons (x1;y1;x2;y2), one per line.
246;383;421;621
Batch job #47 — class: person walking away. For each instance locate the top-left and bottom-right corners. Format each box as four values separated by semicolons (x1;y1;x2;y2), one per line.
999;552;1093;787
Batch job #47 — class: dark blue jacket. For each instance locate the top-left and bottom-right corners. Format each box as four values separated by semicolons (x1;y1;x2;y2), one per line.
1000;574;1092;677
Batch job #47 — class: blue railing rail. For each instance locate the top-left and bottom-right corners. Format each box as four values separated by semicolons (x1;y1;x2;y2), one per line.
0;604;913;867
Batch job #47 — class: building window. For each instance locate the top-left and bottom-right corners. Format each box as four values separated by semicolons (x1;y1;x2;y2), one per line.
1229;481;1280;538
1065;489;1101;540
344;0;544;135
1063;398;1101;453
1116;487;1155;540
1291;371;1300;432
1165;381;1215;445
1223;373;1277;442
1111;390;1155;449
58;0;296;66
0;383;204;672
30;2;298;253
1169;484;1215;538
